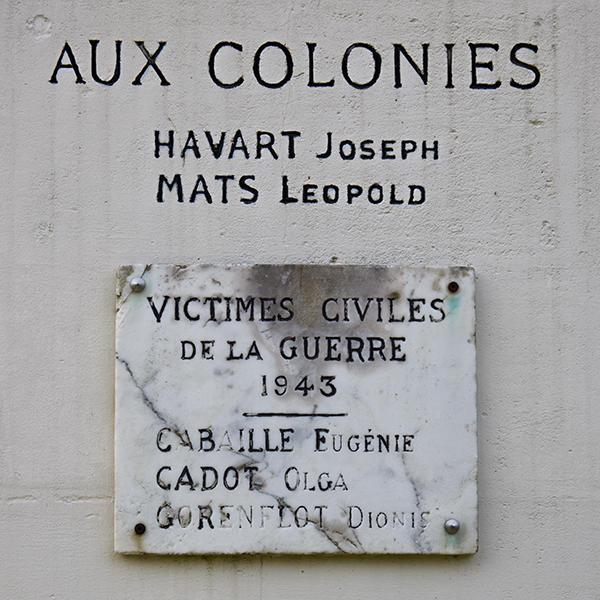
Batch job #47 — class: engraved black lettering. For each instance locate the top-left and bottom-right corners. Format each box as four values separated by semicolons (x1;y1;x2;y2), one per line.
388;297;405;322
157;174;183;202
175;466;195;490
132;41;170;86
367;337;386;361
281;131;301;158
248;428;263;452
219;506;233;528
278;297;294;321
360;140;375;159
348;506;363;528
204;297;221;321
223;466;239;490
401;140;417;159
303;336;320;359
280;337;297;359
244;466;260;490
315;428;329;451
339;140;356;160
264;428;279;452
201;466;218;491
325;337;341;361
89;40;121;85
181;340;196;360
253;41;293;88
189;174;213;203
280;175;298;203
156;466;171;490
208;41;243;88
381;140;395;159
342;43;381;89
198;505;214;529
421;141;438;159
239;175;259;203
238;506;253;527
346;337;365;362
157;502;174;529
214;174;235;203
429;298;446;322
260;298;276;321
393;44;428;87
322;298;339;322
285;466;300;490
316;132;332;159
307;43;335;87
198;429;215;451
155;130;174;158
256;131;278;159
227;341;244;360
353;298;373;321
236;297;255;321
183;298;201;321
303;184;318;202
408;185;425;204
49;42;86;83
389;337;406;361
469;42;501;89
408;298;426;322
147;296;170;322
228;130;250;159
323;185;339;203
445;43;454;88
347;185;362;204
378;434;389;452
294;506;308;527
156;428;172;452
367;183;383;204
280;429;294;451
179;508;192;529
201;341;214;359
510;43;540;89
205;131;227;158
245;341;263;360
181;131;201;158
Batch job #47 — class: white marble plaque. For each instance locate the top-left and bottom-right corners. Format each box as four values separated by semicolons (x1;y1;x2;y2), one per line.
115;264;477;554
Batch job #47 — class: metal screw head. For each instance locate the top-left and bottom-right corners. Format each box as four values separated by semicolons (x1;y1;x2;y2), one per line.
130;277;146;293
448;281;459;294
134;523;146;535
445;518;460;534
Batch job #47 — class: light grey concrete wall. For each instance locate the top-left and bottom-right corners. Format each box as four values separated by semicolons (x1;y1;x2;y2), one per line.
2;0;599;597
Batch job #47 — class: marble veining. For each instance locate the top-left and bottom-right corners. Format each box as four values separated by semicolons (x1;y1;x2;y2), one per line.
115;264;477;554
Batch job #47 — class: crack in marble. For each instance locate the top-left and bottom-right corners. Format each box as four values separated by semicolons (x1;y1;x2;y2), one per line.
116;264;150;312
256;486;364;554
116;353;189;446
400;430;432;553
225;449;364;553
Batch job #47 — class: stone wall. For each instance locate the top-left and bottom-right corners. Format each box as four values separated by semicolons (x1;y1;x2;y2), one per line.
2;0;599;597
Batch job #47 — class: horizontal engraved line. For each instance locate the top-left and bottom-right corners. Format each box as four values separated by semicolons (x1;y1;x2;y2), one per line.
242;412;348;418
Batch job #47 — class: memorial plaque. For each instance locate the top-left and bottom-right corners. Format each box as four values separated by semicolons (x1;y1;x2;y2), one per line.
115;264;476;554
